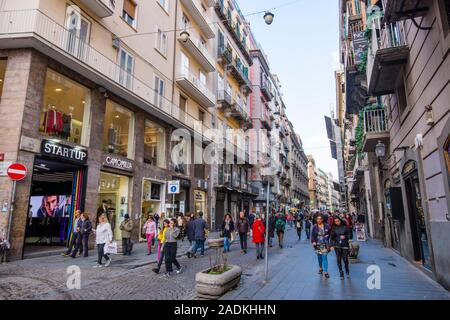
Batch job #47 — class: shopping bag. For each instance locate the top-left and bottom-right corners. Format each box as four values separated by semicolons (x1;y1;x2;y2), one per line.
104;241;118;255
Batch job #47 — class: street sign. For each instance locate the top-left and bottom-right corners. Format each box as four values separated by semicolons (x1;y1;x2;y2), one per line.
167;180;180;194
6;163;28;181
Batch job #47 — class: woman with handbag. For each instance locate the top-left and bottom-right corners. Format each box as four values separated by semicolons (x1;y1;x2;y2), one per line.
221;214;235;253
143;215;157;255
252;215;266;260
330;216;351;279
311;214;331;278
92;213;113;268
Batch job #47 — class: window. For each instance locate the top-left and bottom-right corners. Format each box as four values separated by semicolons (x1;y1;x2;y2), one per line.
122;0;137;28
396;80;408;115
118;48;134;89
182;13;190;31
144;120;166;168
218;31;225;51
198;109;205;123
65;8;90;60
158;0;169;13
154;75;165;108
103;100;135;158
156;27;168;56
40;69;91;146
0;58;6;102
199;71;206;89
180;52;190;75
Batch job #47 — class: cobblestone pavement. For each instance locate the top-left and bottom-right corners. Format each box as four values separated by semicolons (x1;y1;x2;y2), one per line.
0;228;299;300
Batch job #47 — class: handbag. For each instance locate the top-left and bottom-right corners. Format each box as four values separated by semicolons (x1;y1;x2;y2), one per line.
104;241;118;255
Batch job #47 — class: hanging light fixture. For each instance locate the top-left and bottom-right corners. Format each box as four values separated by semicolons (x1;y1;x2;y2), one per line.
375;140;386;158
263;11;274;25
179;30;190;43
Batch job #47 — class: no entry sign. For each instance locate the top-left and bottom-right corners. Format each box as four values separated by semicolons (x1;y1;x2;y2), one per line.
7;163;28;181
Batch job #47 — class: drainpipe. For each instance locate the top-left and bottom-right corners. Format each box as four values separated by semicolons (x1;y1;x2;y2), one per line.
171;0;179;104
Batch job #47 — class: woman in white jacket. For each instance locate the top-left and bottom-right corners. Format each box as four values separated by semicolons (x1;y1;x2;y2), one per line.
93;213;113;267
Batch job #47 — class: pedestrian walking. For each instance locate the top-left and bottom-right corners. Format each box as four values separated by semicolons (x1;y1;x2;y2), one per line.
221;214;235;253
119;214;133;256
344;213;354;239
252;215;266;259
185;213;196;258
311;214;331;278
248;211;255;238
153;219;169;274
330;216;351;279
63;210;83;257
275;214;286;248
92;213;113;268
188;211;207;258
304;214;312;240
163;218;183;276
78;213;92;257
177;213;185;240
295;214;303;241
143;215;157;255
268;214;275;247
236;211;250;254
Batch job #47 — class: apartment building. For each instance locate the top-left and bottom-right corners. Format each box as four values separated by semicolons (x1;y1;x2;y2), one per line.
307;155;319;210
0;0;215;259
337;0;450;289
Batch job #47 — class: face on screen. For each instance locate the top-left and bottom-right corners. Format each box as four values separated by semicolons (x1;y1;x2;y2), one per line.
43;196;59;216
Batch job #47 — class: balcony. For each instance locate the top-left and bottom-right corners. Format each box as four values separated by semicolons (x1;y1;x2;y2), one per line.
203;0;215;7
217;45;232;65
261;81;272;101
227;59;252;93
176;69;216;108
362;108;390;152
367;18;409;96
217;89;232;109
180;0;215;39
0;10;215;140
231;98;249;122
79;0;115;18
178;33;215;72
382;0;432;23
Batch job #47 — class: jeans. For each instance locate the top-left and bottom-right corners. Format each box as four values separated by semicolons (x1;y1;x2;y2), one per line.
296;228;302;240
192;239;205;255
335;247;350;274
145;234;154;254
70;233;84;258
317;253;328;273
239;232;248;251
224;236;231;252
97;243;110;265
157;244;165;269
122;237;132;255
67;232;82;255
305;227;311;239
256;242;264;257
164;242;181;273
81;233;89;257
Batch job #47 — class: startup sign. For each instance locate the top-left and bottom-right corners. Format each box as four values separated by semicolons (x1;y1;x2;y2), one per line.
41;140;88;164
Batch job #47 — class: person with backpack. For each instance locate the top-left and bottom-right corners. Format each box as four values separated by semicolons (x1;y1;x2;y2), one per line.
275;214;286;248
295;214;303;241
221;214;235;253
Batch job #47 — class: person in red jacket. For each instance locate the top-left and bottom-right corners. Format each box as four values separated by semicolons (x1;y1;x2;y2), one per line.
252;215;266;260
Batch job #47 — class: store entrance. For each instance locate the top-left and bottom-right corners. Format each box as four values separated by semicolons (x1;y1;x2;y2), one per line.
24;157;86;256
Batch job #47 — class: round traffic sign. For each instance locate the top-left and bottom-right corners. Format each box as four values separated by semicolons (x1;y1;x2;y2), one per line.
7;163;28;181
170;186;177;192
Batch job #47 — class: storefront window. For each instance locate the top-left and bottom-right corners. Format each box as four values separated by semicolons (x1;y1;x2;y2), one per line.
97;172;131;241
194;190;206;216
40;69;91;145
141;179;164;240
144;120;166;168
103;100;135;159
0;58;6;101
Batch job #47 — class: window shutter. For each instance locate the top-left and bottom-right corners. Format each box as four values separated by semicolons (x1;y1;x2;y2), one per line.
123;0;136;19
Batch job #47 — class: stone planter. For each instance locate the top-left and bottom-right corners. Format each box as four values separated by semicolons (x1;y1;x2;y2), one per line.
208;237;224;248
195;264;242;299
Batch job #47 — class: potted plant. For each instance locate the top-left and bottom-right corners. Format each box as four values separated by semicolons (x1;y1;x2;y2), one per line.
195;238;242;299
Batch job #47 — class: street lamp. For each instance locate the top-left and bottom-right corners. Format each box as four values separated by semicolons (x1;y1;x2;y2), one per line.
263;11;274;25
179;30;190;43
375;140;386;158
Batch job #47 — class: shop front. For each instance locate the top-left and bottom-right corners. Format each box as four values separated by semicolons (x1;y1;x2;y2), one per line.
140;178;165;240
194;189;207;215
167;177;190;217
24;139;88;256
97;155;134;241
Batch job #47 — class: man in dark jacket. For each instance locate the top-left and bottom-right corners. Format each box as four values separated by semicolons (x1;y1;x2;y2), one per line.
236;211;250;253
63;210;83;257
185;214;196;258
189;212;207;257
268;214;276;247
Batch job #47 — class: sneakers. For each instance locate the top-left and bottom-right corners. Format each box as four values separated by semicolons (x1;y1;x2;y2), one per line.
61;252;70;257
105;259;112;267
324;273;330;279
318;268;323;275
176;266;183;274
152;268;160;274
340;271;345;280
93;264;102;268
187;252;191;259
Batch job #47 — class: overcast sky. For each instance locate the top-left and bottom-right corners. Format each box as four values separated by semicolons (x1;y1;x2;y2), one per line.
238;0;340;178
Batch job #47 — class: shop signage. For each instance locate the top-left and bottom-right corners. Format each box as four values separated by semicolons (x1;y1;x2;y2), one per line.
168;180;180;194
402;160;417;177
0;161;12;177
194;190;205;201
353;31;368;65
41;140;87;164
103;155;134;172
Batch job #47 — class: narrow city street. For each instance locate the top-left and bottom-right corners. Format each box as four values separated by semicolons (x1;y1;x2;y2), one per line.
1;227;449;300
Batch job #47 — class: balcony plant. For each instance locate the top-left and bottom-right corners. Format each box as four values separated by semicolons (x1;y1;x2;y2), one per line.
355;104;383;158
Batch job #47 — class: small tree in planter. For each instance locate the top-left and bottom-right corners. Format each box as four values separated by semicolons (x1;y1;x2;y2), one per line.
195;238;242;300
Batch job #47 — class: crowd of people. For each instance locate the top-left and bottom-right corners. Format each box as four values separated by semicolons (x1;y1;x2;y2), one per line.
62;206;358;281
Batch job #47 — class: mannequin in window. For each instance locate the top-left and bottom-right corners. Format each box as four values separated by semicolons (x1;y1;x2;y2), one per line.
43;105;63;135
108;123;116;153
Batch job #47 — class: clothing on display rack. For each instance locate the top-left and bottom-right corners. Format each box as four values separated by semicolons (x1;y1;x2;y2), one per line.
61;113;72;139
43;109;63;134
